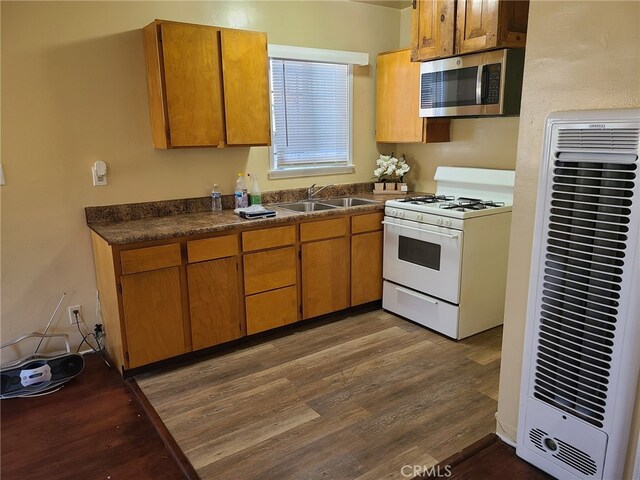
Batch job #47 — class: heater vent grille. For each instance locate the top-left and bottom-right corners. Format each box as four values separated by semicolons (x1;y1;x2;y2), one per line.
553;439;598;476
528;427;599;477
557;128;639;152
533;157;636;428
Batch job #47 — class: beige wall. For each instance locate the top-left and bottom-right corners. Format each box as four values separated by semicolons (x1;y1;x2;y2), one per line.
0;1;401;358
397;6;520;192
495;0;640;476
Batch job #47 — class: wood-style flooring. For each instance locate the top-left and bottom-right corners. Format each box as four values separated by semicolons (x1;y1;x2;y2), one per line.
137;309;503;480
0;355;186;480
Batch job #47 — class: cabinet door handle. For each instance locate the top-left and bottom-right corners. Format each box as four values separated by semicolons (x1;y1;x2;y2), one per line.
412;0;417;9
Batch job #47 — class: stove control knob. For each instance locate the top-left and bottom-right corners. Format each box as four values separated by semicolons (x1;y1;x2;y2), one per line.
436;217;444;225
416;214;423;221
389;209;397;216
445;219;452;227
398;210;405;218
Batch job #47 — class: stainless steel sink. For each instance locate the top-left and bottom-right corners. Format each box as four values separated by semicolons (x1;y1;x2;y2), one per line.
319;197;379;207
275;201;337;212
274;197;379;212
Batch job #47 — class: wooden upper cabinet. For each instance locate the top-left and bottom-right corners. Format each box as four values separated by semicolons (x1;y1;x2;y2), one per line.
456;0;529;55
142;20;270;149
410;0;455;62
376;49;450;144
220;30;271;146
410;0;529;61
160;23;225;148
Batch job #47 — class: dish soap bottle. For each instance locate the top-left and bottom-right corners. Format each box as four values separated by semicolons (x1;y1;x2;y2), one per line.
250;174;262;206
234;173;248;209
211;184;222;212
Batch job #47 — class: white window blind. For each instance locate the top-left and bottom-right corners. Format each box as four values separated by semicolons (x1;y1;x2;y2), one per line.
270;58;353;177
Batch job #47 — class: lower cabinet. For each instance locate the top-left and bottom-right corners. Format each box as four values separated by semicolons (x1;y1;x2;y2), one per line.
301;237;350;319
187;256;242;350
351;212;384;306
91;211;384;374
121;266;186;368
186;235;242;351
300;217;350;319
351;231;383;305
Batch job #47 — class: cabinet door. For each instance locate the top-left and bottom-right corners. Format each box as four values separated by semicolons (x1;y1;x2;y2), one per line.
351;231;383;306
410;0;455;61
161;23;225;147
375;49;450;144
301;237;350;319
188;257;242;351
221;29;271;146
121;267;186;368
455;0;500;54
376;49;422;143
456;0;529;54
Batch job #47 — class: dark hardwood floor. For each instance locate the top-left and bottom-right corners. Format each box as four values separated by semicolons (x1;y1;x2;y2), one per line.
422;434;553;479
1;354;186;480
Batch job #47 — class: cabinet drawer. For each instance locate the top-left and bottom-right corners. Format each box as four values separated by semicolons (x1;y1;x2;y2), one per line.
243;246;297;295
245;286;298;335
300;217;348;242
242;225;296;252
351;212;384;234
120;244;181;275
187;234;238;263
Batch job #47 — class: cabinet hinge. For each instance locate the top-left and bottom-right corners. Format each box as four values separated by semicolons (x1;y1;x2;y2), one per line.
167;129;171;142
125;351;130;363
412;0;417;8
298;250;302;260
117;283;122;294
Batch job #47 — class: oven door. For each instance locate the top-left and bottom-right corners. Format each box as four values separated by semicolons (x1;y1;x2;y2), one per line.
383;217;463;304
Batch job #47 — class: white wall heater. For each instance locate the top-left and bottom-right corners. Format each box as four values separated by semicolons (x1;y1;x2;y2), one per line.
517;109;640;479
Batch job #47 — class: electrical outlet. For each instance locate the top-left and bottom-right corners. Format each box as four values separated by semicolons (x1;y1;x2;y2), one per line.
68;305;83;324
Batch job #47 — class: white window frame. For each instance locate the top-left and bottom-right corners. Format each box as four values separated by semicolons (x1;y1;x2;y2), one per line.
267;45;368;179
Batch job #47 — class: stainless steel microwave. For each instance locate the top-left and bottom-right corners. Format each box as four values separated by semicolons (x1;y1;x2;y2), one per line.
419;48;525;118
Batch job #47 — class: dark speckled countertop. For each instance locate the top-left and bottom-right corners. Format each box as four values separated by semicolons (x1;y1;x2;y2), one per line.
85;183;411;245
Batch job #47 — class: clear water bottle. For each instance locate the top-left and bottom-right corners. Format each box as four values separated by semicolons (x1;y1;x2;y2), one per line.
211;184;222;212
235;173;248;209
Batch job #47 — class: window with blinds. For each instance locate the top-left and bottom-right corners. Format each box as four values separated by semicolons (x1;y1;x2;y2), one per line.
269;58;353;177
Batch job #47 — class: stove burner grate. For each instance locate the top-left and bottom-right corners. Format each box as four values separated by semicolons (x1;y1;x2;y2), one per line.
439;198;506;212
402;194;455;205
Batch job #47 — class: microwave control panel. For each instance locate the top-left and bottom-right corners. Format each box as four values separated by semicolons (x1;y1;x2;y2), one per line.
484;64;502;105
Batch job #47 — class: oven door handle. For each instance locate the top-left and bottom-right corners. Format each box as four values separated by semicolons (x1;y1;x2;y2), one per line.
396;286;439;305
382;221;460;240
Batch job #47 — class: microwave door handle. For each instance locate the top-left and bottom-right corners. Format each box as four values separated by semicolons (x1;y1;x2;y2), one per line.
476;65;484;104
382;221;460;239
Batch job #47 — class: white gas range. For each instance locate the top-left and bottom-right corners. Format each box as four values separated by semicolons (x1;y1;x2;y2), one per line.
382;166;515;340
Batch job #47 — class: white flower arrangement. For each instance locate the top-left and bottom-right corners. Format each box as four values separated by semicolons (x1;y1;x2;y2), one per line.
374;153;410;182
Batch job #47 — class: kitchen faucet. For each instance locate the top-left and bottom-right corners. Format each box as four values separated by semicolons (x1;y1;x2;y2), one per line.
307;183;333;200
